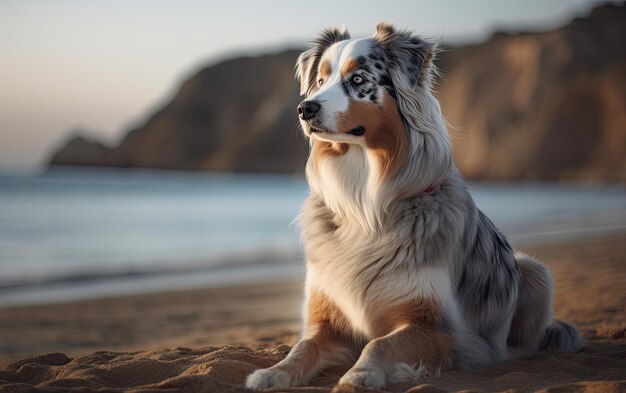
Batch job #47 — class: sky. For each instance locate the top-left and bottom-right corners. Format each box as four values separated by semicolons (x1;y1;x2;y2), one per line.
0;0;602;171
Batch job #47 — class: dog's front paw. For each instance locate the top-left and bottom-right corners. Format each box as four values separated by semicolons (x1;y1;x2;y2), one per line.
390;362;428;383
246;368;294;390
338;367;385;389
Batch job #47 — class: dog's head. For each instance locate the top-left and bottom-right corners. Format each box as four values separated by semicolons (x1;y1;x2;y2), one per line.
296;23;433;140
297;23;452;230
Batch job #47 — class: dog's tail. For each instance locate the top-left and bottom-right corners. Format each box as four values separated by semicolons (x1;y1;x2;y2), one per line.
508;253;584;354
539;319;584;352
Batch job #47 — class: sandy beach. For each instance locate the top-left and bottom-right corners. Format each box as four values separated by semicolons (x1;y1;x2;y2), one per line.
1;233;625;392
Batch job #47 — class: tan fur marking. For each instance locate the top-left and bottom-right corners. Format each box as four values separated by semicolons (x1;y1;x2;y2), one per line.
306;288;354;339
319;60;331;80
335;91;409;180
359;324;454;372
370;298;442;337
365;93;409;181
355;298;454;372
311;141;349;161
341;58;360;78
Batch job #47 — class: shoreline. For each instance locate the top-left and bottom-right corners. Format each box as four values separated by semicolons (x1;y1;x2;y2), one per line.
2;218;624;309
0;259;304;309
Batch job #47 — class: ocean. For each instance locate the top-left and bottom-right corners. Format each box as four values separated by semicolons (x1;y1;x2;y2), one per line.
1;168;624;307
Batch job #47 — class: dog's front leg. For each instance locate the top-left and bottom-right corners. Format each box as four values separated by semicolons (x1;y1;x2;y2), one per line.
338;319;455;388
246;321;356;389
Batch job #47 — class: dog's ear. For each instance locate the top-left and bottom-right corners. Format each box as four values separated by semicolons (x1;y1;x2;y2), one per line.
373;22;436;92
296;26;351;96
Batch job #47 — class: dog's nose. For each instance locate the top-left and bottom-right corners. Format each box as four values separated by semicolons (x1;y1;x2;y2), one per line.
297;100;321;121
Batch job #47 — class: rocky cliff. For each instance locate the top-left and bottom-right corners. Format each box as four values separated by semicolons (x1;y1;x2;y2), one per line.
436;3;626;181
49;4;626;181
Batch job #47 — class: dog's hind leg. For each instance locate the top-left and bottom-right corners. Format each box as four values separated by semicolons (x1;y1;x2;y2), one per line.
507;253;583;354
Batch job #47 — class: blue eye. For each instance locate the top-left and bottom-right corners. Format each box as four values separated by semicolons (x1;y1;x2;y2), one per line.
352;75;364;84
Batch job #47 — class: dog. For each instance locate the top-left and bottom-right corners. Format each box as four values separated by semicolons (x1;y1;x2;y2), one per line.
246;23;583;390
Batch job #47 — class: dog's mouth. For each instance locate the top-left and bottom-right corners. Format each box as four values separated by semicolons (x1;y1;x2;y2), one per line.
309;124;365;136
309;124;331;134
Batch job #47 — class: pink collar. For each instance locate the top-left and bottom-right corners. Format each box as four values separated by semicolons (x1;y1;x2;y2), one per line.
423;185;437;194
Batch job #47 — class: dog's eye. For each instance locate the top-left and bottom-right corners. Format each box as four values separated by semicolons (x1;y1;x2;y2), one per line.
318;79;324;87
352;75;364;85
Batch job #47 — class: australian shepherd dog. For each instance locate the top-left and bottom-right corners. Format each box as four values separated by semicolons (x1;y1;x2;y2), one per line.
247;23;583;390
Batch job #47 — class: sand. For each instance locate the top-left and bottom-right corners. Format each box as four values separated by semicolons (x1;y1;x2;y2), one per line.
1;233;625;392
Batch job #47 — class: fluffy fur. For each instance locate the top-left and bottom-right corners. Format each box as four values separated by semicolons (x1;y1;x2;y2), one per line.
246;23;583;390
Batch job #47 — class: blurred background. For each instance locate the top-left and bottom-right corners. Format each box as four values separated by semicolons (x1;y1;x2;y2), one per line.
0;0;625;358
